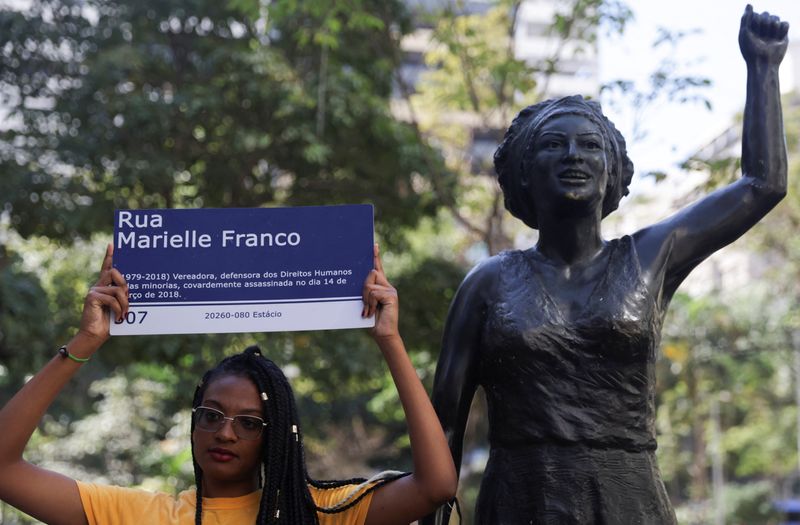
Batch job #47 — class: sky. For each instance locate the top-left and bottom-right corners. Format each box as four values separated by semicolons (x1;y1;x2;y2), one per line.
597;0;800;181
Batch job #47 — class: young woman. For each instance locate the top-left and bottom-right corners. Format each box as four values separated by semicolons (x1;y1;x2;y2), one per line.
0;244;457;524
423;5;788;524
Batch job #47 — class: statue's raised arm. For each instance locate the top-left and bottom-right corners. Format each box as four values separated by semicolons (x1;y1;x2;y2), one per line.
636;4;788;297
739;4;788;188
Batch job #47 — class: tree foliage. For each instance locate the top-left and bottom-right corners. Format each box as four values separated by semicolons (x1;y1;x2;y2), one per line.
0;0;443;245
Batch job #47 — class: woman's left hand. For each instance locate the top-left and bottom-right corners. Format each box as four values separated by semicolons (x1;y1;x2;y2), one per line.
362;244;399;341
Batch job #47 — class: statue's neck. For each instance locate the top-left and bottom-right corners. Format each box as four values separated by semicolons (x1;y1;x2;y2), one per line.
535;214;604;265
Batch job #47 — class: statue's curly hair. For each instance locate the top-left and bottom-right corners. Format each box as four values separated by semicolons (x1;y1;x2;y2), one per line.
493;95;635;229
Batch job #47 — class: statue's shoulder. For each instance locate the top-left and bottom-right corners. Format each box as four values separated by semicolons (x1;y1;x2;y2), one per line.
457;253;509;298
465;252;506;278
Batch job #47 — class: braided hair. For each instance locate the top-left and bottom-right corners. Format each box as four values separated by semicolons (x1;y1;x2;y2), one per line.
190;345;408;524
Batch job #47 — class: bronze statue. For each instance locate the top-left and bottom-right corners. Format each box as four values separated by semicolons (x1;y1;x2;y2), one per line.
423;5;789;524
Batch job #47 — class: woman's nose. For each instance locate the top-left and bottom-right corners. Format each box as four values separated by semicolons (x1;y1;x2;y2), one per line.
215;418;238;441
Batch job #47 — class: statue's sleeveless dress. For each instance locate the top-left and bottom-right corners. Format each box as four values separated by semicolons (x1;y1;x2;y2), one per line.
476;236;677;524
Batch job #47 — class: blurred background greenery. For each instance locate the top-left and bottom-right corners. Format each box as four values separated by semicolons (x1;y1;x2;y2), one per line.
1;1;799;523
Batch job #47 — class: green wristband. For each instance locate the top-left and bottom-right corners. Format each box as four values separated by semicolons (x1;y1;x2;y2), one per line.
58;345;91;363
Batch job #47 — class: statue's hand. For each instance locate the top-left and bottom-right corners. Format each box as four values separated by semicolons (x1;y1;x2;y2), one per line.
739;4;789;66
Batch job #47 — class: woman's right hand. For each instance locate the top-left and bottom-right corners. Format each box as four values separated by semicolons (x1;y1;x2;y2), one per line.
77;243;129;345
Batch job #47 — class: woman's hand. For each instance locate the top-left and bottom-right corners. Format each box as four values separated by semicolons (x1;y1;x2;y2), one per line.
739;4;789;66
77;243;129;345
362;244;399;341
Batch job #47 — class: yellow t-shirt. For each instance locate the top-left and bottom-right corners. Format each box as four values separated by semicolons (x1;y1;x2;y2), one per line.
77;481;375;525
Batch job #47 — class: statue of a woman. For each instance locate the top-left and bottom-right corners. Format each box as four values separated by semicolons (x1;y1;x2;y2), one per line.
424;6;789;524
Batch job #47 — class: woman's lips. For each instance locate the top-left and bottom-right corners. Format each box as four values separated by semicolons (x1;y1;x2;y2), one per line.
208;448;238;462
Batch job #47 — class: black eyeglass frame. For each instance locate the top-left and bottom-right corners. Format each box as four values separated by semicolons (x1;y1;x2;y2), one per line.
192;406;267;440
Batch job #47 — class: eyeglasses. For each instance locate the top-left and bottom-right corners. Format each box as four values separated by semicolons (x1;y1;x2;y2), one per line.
192;406;267;440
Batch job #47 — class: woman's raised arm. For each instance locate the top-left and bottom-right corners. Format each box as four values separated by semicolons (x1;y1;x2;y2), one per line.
359;245;457;525
635;5;788;297
0;244;128;525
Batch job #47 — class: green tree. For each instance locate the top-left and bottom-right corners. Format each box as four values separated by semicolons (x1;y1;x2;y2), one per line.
657;289;796;523
0;0;443;245
0;244;53;384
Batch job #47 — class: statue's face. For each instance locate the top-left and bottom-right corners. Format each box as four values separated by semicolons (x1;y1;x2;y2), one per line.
526;113;608;219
